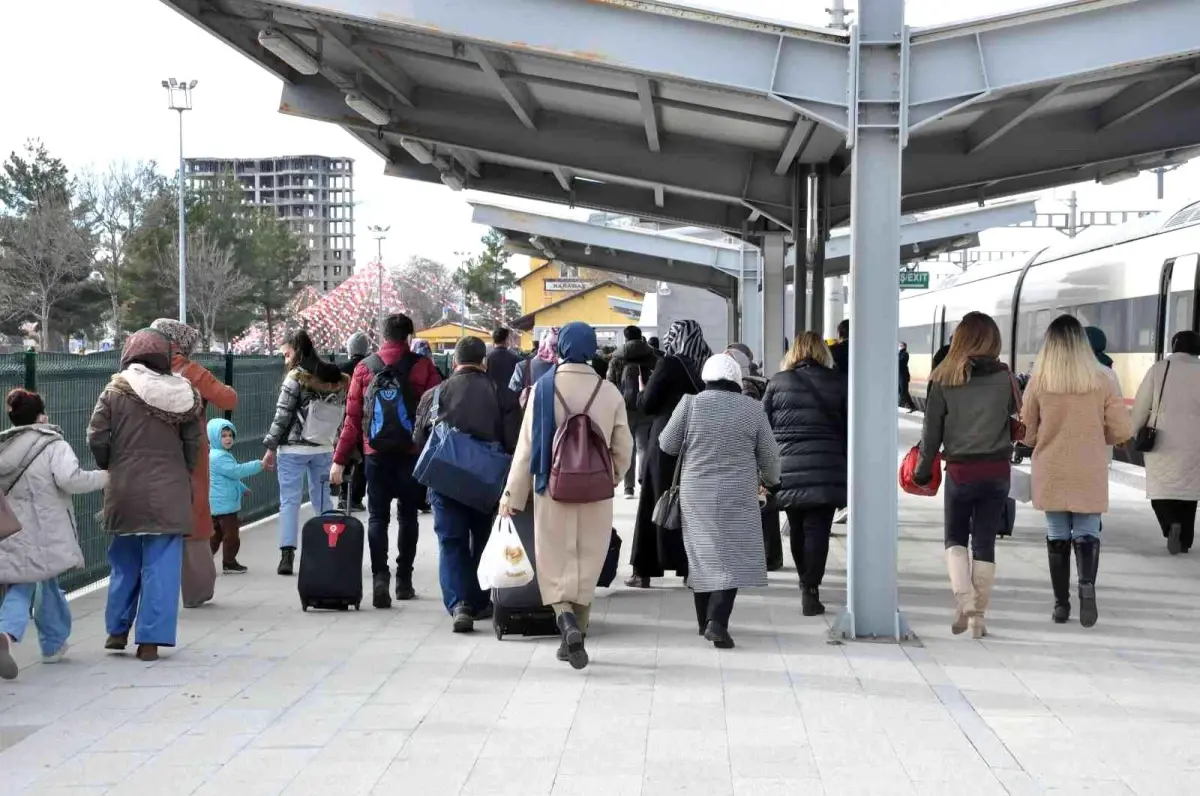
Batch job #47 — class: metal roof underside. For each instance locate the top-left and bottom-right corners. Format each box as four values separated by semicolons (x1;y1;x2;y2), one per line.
166;0;1200;233
472;199;1037;292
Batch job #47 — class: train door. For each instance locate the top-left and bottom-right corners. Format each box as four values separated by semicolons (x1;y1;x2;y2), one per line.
1157;253;1200;360
932;304;946;358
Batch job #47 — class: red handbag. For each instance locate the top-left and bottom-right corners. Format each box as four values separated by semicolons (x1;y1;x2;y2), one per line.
899;444;941;497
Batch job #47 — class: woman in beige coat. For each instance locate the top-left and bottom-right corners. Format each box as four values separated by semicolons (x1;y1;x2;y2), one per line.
1131;330;1200;555
1022;314;1132;629
500;322;633;670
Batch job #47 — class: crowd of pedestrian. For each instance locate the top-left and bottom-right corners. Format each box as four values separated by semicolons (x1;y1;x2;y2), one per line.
2;301;1197;679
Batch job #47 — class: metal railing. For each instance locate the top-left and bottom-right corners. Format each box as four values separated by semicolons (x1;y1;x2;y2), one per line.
1;350;286;592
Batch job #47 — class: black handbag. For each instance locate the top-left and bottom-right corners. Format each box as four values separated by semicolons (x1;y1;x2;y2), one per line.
652;400;691;532
1135;359;1172;453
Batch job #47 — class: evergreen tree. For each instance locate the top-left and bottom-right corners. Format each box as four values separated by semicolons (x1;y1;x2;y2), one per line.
453;229;520;326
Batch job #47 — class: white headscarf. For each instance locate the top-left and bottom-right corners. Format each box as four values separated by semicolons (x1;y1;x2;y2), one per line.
700;353;743;386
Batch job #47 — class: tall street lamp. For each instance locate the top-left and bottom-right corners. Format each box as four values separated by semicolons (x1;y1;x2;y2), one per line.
162;78;197;323
368;225;390;338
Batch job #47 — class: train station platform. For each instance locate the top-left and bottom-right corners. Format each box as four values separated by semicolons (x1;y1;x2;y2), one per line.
2;415;1195;796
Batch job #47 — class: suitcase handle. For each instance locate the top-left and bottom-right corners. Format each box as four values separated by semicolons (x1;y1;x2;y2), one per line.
320;507;353;518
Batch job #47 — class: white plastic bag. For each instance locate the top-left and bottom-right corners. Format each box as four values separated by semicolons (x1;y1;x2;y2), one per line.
477;516;534;590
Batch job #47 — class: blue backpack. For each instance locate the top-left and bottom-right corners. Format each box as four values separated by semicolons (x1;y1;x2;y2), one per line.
363;352;421;453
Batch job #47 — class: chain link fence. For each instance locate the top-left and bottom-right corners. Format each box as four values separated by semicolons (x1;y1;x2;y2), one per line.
1;351;285;592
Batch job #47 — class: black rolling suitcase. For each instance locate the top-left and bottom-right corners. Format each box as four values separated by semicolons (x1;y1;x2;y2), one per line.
492;510;557;639
998;497;1016;538
298;509;364;611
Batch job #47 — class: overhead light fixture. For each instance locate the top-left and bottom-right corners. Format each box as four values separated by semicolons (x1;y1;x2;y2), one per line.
400;138;434;165
440;171;464;192
258;29;319;75
345;92;390;126
1098;168;1139;186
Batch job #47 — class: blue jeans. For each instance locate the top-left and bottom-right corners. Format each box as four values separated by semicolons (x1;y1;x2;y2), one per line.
106;535;184;647
278;451;334;549
0;580;71;657
1045;511;1102;541
429;490;492;614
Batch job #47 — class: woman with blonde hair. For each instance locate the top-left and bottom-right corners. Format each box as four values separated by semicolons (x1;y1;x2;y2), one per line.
914;312;1016;638
1022;314;1131;628
763;332;847;616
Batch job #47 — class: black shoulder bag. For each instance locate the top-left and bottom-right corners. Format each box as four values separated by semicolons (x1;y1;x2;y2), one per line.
1135;359;1172;453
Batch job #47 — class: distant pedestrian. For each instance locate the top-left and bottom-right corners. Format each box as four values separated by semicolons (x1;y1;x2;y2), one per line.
660;353;780;648
508;327;559;402
1022;314;1132;628
763;332;847;617
648;337;662;357
1131;330;1200;555
412;338;432;357
88;329;204;662
332;314;441;607
500;321;633;669
607;325;657;499
152;318;238;609
0;390;107;679
914;313;1015;638
414;336;521;633
898;341;916;411
207;419;267;574
264;329;349;578
485;327;521;397
725;344;768;400
829;319;850;373
338;332;372;513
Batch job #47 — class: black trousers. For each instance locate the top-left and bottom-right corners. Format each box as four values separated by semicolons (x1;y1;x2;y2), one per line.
693;589;738;631
899;379;916;410
1151;499;1198;550
365;453;424;577
944;471;1010;564
784;506;836;588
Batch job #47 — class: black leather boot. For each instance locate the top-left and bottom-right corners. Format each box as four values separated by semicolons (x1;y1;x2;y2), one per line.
372;572;392;609
556;612;588;670
395;573;415;601
801;587;825;617
1072;536;1100;628
1046;539;1072;624
276;547;295;576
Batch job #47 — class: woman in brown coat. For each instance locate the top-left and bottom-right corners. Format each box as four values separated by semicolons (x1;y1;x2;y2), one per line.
152;319;239;608
88;329;204;661
1021;314;1132;629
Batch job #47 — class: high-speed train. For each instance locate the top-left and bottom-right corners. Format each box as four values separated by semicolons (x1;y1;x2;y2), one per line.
900;199;1200;413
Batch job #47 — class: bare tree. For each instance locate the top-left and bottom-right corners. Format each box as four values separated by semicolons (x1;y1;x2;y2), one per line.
0;203;95;350
166;228;249;350
79;161;165;343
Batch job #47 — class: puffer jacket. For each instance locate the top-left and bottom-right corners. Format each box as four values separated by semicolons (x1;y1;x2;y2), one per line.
763;360;848;509
414;367;523;453
208;418;263;516
0;425;107;583
88;365;204;535
264;358;350;450
606;338;658;415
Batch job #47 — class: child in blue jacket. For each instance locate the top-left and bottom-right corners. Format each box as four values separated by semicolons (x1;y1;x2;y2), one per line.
208;418;266;574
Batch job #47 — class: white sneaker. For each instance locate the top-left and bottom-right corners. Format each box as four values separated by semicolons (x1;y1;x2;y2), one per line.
833;508;849;525
42;642;69;664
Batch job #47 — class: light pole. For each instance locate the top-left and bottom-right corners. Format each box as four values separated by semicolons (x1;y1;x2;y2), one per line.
368;224;390;338
162;78;197;323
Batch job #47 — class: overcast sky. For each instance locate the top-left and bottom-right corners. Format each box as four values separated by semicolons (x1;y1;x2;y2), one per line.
0;0;1195;273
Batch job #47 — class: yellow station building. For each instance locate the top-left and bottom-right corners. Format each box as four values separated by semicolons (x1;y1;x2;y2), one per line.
514;261;646;349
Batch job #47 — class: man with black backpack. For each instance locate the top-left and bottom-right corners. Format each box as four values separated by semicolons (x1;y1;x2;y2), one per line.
332;314;441;608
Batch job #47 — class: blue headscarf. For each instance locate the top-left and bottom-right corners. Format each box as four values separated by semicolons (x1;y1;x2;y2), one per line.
530;321;598;495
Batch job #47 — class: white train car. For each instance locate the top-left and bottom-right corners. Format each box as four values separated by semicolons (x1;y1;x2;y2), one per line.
900;200;1200;425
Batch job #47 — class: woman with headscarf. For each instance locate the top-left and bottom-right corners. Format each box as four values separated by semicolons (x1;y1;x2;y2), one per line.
411;338;432;357
150;318;239;608
627;319;711;587
500;322;633;670
508;327;559;404
659;353;780;648
87;329;204;661
725;344;768;400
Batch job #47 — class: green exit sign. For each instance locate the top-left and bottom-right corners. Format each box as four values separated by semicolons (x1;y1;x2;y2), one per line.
900;270;930;290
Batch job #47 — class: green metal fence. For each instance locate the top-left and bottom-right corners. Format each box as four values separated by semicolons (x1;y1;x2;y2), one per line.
1;351;285;592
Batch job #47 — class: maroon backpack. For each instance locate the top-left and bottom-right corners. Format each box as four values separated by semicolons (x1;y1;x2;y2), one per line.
549;378;615;503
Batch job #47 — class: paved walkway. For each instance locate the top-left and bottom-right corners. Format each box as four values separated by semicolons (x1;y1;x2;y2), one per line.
3;417;1199;796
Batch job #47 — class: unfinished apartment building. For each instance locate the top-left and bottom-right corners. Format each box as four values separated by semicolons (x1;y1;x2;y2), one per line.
185;155;355;292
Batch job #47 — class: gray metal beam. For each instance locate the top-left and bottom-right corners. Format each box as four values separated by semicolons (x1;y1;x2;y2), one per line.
760;233;787;379
551;166;572;193
471;45;539;130
279;78;793;210
636;77;661;153
501;240;736;296
965;82;1069;153
776;117;816;175
1098;67;1200;130
451;148;482;178
316;21;416;107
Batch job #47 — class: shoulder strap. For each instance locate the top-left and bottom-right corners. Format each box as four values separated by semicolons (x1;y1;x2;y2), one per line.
675;355;701;393
364;353;386;375
1152;359;1173;429
582;377;604;414
669;395;693;489
3;436;56;496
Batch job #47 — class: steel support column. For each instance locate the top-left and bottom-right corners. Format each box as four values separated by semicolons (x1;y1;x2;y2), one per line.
739;247;763;365
807;167;828;335
834;0;909;641
760;233;787;377
791;166;807;340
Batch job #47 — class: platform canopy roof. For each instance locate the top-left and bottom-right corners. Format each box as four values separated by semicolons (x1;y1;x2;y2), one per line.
473;198;1036;295
168;0;1200;233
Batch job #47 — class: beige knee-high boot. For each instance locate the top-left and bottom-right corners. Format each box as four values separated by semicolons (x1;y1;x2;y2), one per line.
970;561;996;639
946;546;974;635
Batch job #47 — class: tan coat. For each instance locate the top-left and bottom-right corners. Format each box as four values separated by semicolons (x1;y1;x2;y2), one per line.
504;364;634;606
1021;377;1132;514
1131;353;1200;501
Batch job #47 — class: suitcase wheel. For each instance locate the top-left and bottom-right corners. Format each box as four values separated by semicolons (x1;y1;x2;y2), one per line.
301;601;309;612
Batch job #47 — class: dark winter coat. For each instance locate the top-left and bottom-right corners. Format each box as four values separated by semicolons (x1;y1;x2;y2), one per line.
414;367;522;454
339;354;367;377
762;360;848;509
264;358;350;450
630;353;703;576
485;346;521;396
830;339;849;373
87;368;204;536
899;349;911;383
606;338;658;416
